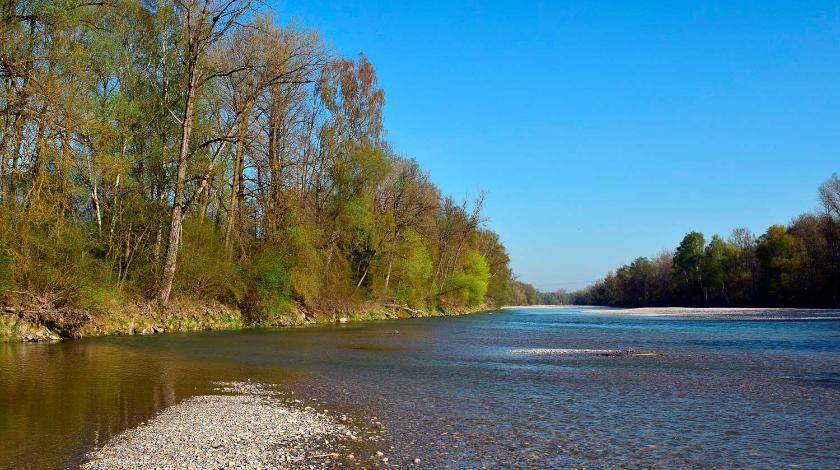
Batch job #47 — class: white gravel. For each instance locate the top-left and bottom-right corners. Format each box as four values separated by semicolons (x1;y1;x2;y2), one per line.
508;348;619;355
82;382;366;469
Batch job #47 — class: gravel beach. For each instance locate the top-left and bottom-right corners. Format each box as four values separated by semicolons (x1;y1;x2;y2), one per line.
82;382;381;469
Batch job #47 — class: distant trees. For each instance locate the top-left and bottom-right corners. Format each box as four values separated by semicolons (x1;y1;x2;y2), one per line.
672;231;705;303
572;175;840;308
503;282;572;306
0;0;517;319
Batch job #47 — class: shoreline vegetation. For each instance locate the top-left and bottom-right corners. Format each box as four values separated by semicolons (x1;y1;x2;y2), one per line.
513;174;840;309
0;1;520;342
0;295;492;342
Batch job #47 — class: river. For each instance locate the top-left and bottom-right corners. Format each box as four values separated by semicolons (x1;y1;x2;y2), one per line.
1;306;839;469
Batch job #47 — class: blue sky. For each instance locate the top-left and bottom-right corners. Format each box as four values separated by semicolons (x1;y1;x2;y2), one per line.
272;1;840;291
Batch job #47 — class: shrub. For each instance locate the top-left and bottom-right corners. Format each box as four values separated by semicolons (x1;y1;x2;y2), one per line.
242;248;292;323
174;220;244;303
2;220;117;309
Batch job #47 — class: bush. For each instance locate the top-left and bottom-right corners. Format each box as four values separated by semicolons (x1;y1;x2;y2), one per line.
2;220;117;309
242;248;292;323
174;220;245;302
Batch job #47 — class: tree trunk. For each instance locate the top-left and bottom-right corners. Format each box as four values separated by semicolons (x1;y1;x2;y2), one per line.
158;61;198;305
224;108;248;252
266;97;280;236
383;256;393;294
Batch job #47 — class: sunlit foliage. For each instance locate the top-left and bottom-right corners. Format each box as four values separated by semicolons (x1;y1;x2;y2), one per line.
0;0;517;321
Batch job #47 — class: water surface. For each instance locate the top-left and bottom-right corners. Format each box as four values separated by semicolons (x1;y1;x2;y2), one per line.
1;306;839;468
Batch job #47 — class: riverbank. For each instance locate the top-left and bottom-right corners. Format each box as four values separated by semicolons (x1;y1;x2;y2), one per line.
0;291;491;342
82;381;391;469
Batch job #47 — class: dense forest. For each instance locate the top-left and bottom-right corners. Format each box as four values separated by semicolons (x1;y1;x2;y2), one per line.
570;175;840;308
0;0;519;334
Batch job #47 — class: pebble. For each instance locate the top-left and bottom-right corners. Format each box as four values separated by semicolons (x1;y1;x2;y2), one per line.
82;382;361;469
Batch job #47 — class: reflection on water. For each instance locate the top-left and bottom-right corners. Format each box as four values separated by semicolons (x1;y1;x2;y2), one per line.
0;335;299;469
1;307;839;468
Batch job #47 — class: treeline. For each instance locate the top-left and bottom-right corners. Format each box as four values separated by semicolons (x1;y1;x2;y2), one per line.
507;281;571;306
572;175;840;308
0;0;517;322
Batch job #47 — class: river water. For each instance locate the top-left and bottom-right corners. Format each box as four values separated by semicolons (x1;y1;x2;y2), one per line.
1;306;839;469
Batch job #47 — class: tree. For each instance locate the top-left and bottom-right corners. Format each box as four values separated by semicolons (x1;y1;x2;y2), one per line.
756;225;806;305
728;228;758;303
818;173;840;219
672;231;705;303
158;0;256;305
817;173;840;303
700;235;738;304
0;0;520;322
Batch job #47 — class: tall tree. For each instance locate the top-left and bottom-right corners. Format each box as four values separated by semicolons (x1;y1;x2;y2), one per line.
672;231;705;302
158;0;255;305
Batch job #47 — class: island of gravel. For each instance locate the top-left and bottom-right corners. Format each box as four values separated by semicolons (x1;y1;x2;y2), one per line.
82;381;391;469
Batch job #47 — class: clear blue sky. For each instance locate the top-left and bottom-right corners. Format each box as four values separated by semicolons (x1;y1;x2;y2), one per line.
272;1;840;291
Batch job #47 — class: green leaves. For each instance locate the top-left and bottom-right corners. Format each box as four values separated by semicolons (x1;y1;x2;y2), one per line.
756;225;806;303
243;251;292;323
0;0;516;320
444;250;491;308
390;229;433;306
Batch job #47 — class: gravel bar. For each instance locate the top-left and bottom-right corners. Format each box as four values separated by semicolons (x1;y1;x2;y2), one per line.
82;382;378;469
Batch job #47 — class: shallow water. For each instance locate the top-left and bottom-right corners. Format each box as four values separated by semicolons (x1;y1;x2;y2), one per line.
1;306;839;469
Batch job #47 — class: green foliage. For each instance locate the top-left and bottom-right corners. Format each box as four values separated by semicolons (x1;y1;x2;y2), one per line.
573;174;840;308
756;225;806;304
174;221;244;303
242;249;292;323
390;229;433;307
276;221;323;307
700;235;740;303
0;0;517;326
672;231;705;298
445;250;491;307
2;220;117;310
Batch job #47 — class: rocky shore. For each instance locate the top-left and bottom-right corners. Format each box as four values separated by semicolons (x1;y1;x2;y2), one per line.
82;382;389;469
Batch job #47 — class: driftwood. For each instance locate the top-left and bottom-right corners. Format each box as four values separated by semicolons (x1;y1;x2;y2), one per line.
385;303;422;317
